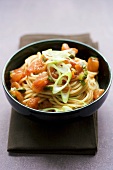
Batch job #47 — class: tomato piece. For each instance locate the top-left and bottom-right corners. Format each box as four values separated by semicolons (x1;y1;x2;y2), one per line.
16;91;24;102
10;90;24;103
11;82;20;88
61;43;70;50
75;64;83;74
26;57;47;75
27;97;40;109
64;59;70;64
64;59;77;68
93;89;104;100
61;43;78;54
32;72;48;93
10;68;25;82
70;60;76;67
88;57;99;72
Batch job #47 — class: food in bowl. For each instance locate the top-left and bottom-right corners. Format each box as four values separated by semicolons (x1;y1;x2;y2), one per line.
9;43;104;112
2;39;111;120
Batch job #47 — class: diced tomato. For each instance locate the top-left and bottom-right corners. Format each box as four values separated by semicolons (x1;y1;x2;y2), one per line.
61;43;70;51
61;43;78;54
64;59;70;64
70;60;77;67
75;64;83;74
11;82;21;88
10;90;24;103
10;68;25;82
26;58;47;75
26;97;40;109
64;59;77;68
32;72;48;93
88;57;99;72
93;89;104;100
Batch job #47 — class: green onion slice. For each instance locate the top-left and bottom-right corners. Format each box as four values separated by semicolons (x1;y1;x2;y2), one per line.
53;71;72;94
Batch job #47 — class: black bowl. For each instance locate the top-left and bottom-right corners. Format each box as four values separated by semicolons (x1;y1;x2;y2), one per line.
2;39;112;121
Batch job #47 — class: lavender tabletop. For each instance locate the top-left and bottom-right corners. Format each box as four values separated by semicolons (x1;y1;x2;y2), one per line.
0;0;113;170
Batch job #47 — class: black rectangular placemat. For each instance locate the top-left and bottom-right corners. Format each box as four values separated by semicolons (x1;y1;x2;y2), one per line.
8;109;98;155
7;33;98;155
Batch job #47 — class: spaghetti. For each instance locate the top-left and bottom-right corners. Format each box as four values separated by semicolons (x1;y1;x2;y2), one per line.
9;43;104;112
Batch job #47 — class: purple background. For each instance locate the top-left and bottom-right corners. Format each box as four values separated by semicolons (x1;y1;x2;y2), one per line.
0;0;113;169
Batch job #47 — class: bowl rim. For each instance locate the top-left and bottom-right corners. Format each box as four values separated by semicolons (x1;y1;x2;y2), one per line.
2;39;112;116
